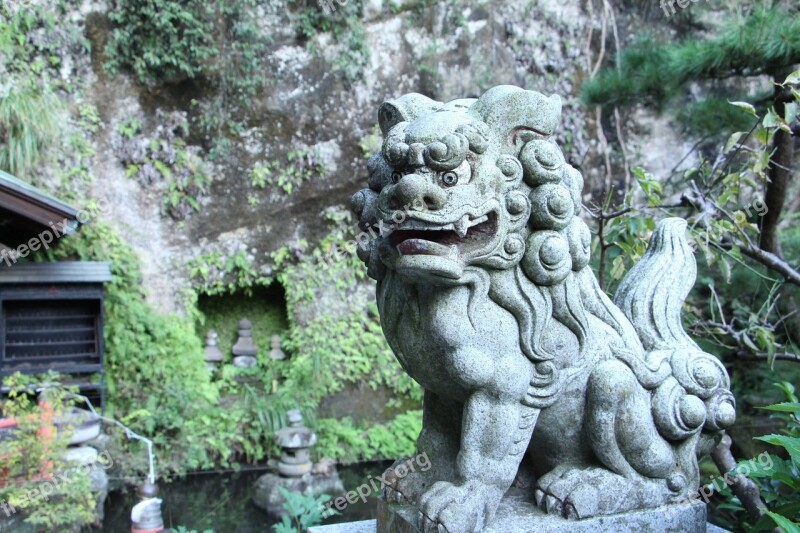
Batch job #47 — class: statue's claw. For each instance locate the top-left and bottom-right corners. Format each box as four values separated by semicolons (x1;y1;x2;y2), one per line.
418;480;503;533
536;466;668;519
536;467;609;519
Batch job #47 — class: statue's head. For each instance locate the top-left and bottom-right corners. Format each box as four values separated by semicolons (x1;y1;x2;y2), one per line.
352;85;590;285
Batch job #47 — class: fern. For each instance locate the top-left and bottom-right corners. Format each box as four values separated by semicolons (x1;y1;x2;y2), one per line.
0;83;62;177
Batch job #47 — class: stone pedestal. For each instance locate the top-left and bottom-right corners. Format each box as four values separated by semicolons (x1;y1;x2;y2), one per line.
377;488;710;533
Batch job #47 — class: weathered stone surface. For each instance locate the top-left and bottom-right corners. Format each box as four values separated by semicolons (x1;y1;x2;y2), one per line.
252;471;344;518
351;85;736;532
62;445;99;465
57;408;101;446
377;489;709;533
309;515;733;533
309;519;379;533
67;1;701;316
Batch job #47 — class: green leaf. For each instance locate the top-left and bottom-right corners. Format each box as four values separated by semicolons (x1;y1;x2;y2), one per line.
754;149;771;174
610;256;626;280
719;257;731;283
763;108;780;128
729;101;757;117
764;511;800;533
754;434;800;466
760;402;800;414
783;70;800;86
785;102;799;125
725;132;745;153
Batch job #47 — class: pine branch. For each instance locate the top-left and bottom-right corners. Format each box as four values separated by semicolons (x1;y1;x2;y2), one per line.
581;8;800;108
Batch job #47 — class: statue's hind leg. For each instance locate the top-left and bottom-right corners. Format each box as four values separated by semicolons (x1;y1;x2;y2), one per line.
536;359;687;519
587;359;678;481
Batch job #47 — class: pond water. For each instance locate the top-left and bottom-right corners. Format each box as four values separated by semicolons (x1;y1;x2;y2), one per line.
98;461;391;532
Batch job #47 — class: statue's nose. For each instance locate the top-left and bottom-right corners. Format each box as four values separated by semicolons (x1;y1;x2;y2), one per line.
390;174;446;211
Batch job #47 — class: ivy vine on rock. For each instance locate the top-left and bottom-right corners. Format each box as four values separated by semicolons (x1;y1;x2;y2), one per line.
113;110;211;220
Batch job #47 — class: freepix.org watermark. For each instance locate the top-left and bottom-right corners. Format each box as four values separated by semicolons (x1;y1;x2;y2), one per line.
320;451;431;518
660;0;710;18
321;197;427;267
0;449;114;518
0;198;110;267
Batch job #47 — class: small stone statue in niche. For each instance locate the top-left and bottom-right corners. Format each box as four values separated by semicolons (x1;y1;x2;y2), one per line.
232;318;258;368
269;334;286;361
351;85;735;532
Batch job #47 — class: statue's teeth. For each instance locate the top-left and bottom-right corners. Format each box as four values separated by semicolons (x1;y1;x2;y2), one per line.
455;215;470;238
469;214;489;227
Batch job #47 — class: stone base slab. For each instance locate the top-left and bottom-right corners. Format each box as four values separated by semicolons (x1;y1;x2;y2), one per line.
375;488;709;533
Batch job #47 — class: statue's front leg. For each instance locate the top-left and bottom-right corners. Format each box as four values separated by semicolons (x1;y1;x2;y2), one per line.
419;389;539;533
384;390;461;504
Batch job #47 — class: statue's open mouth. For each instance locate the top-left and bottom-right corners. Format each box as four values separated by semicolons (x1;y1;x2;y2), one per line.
390;211;497;258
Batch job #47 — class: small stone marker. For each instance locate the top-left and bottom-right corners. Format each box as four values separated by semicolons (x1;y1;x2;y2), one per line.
232;318;258;368
203;330;224;371
269;334;286;361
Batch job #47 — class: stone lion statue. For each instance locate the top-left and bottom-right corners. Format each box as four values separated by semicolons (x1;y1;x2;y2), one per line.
351;85;735;532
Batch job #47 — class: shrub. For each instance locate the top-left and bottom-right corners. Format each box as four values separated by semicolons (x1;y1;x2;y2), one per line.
0;373;96;530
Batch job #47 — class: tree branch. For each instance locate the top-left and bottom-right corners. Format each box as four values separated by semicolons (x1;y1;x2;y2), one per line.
730;241;800;287
759;72;796;254
710;435;775;529
735;351;800;363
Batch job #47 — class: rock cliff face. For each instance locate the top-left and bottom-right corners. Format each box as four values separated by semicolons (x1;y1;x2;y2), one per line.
21;0;694;313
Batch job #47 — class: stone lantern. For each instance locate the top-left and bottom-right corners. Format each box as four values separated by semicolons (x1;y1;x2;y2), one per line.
203;330;224;371
232;319;258;368
275;409;317;477
269;334;286;361
252;409;343;518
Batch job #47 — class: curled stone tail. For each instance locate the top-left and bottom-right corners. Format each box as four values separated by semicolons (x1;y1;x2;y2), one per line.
613;218;699;352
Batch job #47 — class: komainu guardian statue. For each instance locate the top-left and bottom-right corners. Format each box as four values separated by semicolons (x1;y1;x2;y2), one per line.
351;86;735;532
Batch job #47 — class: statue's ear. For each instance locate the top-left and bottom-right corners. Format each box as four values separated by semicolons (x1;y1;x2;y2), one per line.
470;86;562;150
378;93;442;135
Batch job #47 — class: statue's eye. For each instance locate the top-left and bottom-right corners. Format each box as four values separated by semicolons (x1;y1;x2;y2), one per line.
391;171;402;184
441;171;458;186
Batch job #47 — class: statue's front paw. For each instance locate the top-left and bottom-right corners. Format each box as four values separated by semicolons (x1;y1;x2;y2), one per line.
418;480;503;533
535;466;664;519
535;466;600;519
382;459;434;504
